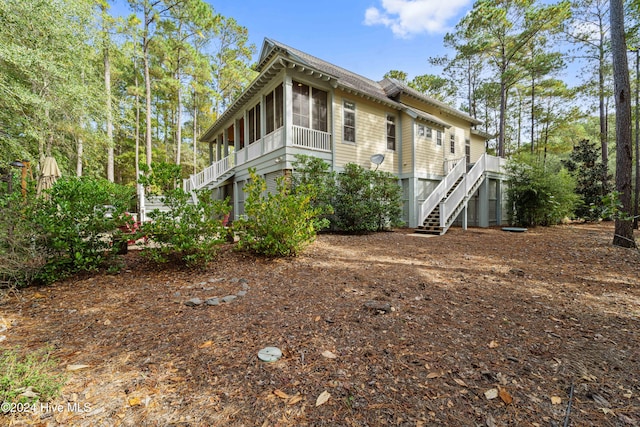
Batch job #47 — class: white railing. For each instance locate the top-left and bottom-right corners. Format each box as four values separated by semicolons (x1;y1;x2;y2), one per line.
419;154;505;231
444;157;464;174
183;154;235;193
184;125;330;196
292;125;331;152
247;141;262;161
236;147;247;166
440;153;505;232
418;157;466;225
264;127;285;153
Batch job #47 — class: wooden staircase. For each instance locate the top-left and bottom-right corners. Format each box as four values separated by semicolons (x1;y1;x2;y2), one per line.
415;175;463;235
415;153;503;236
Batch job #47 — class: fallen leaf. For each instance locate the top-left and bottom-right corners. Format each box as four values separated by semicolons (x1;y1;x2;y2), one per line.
321;350;337;359
33;293;46;299
198;340;213;349
484;388;499;400
601;408;615;415
315;390;331;407
66;364;90;371
551;396;562;405
129;397;142;406
427;371;442;379
103;319;111;326
453;378;468;387
314;316;321;322
499;387;513;405
488;340;499;349
273;389;290;399
287;395;303;405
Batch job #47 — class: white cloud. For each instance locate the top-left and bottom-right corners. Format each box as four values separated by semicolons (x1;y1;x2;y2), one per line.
364;0;471;38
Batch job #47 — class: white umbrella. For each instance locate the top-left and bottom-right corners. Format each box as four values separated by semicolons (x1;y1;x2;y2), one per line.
36;156;62;198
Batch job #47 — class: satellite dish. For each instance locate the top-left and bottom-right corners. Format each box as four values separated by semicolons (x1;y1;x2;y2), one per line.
370;154;385;170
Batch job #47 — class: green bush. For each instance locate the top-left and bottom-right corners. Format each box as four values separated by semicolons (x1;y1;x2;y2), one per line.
0;347;66;407
236;168;328;257
0;190;42;288
506;155;578;227
291;154;335;229
333;163;403;233
562;139;612;220
138;162;230;266
28;177;134;285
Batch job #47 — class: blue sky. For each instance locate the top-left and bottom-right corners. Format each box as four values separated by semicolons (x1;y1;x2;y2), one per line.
211;0;469;81
111;0;476;82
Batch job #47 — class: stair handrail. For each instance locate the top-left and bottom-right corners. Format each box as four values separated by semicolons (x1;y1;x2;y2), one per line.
419;157;466;226
440;153;488;229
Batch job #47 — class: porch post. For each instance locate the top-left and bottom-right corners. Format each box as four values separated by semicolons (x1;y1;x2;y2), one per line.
284;75;293;146
208;141;214;166
478;177;489;227
496;180;503;225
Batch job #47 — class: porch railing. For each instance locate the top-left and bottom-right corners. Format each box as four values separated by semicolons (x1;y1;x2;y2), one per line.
292;125;331;152
185;125;331;193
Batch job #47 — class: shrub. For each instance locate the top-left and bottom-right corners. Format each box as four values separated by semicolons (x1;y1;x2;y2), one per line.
506;155;578;227
291;154;335;229
333;163;403;233
138;162;230;266
563;139;612;220
236;168;328;257
27;177;134;285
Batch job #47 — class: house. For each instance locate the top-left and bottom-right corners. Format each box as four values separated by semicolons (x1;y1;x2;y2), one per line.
184;38;507;234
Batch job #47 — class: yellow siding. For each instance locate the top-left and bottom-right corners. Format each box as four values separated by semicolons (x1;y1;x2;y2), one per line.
333;91;398;174
401;114;413;174
470;134;486;162
414;124;445;176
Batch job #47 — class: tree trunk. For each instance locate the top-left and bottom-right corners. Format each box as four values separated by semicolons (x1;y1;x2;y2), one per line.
610;0;637;248
76;134;83;176
598;17;609;195
103;6;114;182
143;6;153;168
192;87;197;175
176;72;182;165
498;80;507;157
635;49;639;229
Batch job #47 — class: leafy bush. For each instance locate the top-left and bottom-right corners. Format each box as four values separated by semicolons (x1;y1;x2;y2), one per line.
562;139;612;220
291;154;335;229
28;177;134;285
0;347;66;406
0;189;42;288
138;162;230;266
236;168;328;257
506;155;578;227
333;163;403;233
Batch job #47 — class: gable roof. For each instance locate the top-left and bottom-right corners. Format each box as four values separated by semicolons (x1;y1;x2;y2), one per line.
202;38;483;141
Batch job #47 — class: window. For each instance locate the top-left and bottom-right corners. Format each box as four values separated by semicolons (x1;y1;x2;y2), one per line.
387;114;396;151
293;82;310;127
417;125;433;139
343;100;355;143
436;130;442;146
312;88;327;131
265;92;274;134
465;138;471;163
275;84;283;129
292;81;327;131
247;103;261;143
450;133;456;154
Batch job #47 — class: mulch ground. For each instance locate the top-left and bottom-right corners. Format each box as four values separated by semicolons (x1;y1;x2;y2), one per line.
1;222;639;426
